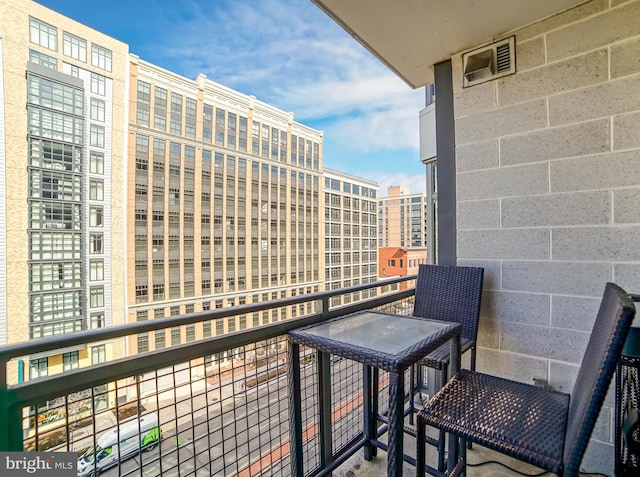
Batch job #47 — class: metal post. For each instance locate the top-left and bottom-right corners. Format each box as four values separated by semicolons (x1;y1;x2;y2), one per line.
363;365;374;460
288;341;304;477
447;333;462;471
318;351;333;469
0;362;22;451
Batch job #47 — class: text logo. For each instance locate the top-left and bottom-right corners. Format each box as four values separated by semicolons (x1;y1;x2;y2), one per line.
0;453;76;476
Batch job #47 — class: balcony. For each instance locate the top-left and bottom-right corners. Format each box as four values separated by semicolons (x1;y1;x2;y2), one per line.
0;277;429;476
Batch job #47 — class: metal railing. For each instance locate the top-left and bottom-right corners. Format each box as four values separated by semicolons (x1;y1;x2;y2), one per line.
0;276;416;477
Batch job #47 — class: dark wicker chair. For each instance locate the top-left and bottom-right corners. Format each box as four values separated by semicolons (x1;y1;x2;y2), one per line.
416;282;636;477
411;264;484;470
413;264;485;390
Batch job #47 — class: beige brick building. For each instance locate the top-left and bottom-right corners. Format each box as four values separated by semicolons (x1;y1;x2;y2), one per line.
127;58;324;354
323;169;378;307
378;185;429;249
0;0;128;383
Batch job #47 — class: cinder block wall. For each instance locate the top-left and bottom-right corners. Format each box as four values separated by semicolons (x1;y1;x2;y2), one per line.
453;0;640;471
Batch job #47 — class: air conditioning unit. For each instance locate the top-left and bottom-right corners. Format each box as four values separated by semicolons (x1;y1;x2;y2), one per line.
462;36;516;88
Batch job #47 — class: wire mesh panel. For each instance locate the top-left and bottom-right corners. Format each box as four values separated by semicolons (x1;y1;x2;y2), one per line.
298;349;321;475
331;358;364;453
20;339;295;477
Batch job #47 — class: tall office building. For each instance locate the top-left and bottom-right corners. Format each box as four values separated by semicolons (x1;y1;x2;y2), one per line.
378;186;429;249
0;0;128;383
128;58;324;353
323;169;378;307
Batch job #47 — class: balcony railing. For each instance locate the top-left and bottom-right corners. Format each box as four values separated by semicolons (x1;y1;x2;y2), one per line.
0;276;416;476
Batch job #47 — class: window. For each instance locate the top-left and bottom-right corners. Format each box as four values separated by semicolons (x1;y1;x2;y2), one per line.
89;207;103;227
137;334;149;352
30;49;57;69
90;313;104;329
90;287;104;308
90;98;105;122
30;18;57;51
137;109;149;126
171;327;181;345
154;113;166;131
90;152;104;174
155;331;166;349
91;43;112;71
62;351;79;371
90;180;104;201
92;345;106;365
171;93;183;114
63;32;86;61
90;73;106;96
136;284;148;303
29;358;48;379
153;283;164;298
90;260;104;281
90;125;105;148
137;80;151;104
186;325;196;342
28;109;83;144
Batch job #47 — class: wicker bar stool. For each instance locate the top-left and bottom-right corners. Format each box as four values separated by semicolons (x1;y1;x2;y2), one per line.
411;264;484;471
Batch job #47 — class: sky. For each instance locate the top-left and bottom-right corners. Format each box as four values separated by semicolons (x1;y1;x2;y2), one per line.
37;0;427;196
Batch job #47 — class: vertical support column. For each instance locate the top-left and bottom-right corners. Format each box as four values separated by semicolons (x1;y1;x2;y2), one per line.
363;364;374;460
447;332;462;471
433;59;456;266
317;351;333;469
0;362;22;451
288;340;304;477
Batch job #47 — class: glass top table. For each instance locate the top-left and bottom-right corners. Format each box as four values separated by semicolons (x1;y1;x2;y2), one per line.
287;310;462;477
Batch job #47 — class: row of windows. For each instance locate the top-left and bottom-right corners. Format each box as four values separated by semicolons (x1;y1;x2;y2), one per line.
29;345;106;379
325;207;377;224
29;52;109;103
29;169;82;201
135;85;320;170
325;251;376;265
137;253;318;274
134;268;321;304
325;193;377;212
325;177;377;198
28;106;84;145
325;264;378;279
136;136;321;189
30;17;112;72
325;236;381;250
27;74;84;116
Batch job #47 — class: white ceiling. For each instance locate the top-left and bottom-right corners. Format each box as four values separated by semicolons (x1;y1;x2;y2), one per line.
311;0;585;88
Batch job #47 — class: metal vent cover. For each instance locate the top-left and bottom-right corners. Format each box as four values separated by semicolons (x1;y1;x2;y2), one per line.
462;36;516;87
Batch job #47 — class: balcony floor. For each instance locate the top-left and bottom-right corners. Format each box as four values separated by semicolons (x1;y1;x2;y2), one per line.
335;431;546;477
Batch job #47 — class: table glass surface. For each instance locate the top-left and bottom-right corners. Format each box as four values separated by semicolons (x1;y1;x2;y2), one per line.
298;311;452;355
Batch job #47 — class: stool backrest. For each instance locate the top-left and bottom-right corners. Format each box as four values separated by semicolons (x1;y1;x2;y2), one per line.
413;264;484;342
563;282;635;476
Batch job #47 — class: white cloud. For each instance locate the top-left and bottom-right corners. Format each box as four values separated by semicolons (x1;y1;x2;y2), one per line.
149;0;424;167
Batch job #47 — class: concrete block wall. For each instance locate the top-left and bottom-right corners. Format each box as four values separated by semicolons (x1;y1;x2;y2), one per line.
453;0;640;472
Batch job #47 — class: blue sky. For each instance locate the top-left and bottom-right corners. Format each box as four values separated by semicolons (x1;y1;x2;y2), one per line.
38;0;427;196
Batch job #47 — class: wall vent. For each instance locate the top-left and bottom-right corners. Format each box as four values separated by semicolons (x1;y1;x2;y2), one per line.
462;36;515;88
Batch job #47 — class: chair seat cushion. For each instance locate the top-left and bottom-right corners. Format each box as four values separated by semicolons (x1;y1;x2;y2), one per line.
419;369;569;473
419;338;474;370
